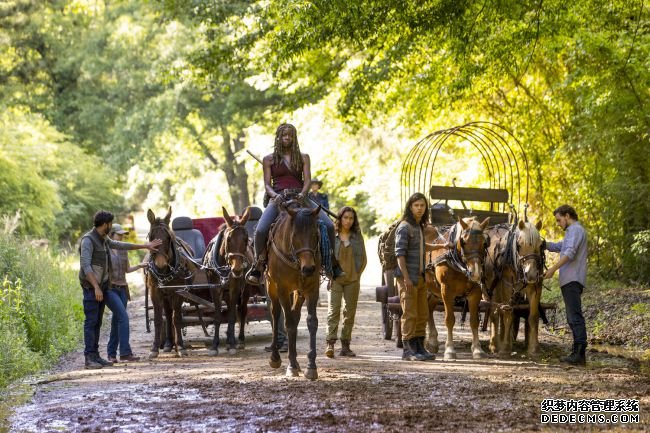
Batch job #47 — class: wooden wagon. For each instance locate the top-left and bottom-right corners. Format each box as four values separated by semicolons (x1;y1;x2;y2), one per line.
145;209;271;346
375;122;556;348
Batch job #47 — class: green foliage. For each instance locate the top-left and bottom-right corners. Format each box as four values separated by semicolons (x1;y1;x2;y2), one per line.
0;233;82;388
0;108;123;240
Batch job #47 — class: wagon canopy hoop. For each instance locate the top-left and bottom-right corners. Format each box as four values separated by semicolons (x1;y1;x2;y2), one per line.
401;122;529;217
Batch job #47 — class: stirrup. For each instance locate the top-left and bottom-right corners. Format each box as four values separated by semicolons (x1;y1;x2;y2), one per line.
245;268;263;285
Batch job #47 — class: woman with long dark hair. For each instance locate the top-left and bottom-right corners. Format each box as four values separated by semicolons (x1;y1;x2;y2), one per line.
246;123;344;285
395;192;434;361
325;206;367;358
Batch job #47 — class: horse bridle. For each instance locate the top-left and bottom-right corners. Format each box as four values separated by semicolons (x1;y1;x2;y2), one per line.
222;224;250;278
270;211;319;271
146;222;186;285
516;246;545;284
458;229;488;262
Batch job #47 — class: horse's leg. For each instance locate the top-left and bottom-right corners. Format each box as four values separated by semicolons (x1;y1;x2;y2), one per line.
488;302;499;354
149;285;162;359
208;286;222;356
285;291;303;377
163;297;173;352
498;278;514;357
173;296;188;356
237;282;249;349
441;282;457;361
468;288;486;359
267;279;282;369
526;284;541;356
425;295;439;354
226;280;237;351
304;291;319;380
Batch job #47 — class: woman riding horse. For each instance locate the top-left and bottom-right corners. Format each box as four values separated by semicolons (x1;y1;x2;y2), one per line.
246;123;344;285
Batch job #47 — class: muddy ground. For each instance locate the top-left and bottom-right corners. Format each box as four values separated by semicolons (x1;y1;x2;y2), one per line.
5;267;650;432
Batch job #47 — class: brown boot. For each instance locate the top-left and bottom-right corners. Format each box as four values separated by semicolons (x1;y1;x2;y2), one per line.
325;340;336;358
339;339;356;357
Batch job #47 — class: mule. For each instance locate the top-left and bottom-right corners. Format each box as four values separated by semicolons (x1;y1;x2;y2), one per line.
203;207;251;355
266;199;321;380
429;217;490;360
145;208;202;359
485;219;544;356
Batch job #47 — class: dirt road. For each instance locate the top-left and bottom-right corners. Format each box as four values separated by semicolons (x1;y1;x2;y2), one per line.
6;273;649;433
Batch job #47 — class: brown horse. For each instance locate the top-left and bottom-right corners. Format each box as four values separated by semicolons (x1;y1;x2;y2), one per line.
203;207;251;354
429;217;490;360
485;219;544;356
145;208;201;359
266;200;321;380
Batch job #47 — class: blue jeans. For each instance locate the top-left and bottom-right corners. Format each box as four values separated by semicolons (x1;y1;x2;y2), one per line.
561;281;587;345
105;286;133;357
254;198;335;258
83;283;107;356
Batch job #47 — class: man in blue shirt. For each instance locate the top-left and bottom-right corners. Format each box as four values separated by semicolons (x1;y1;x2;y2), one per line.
544;204;588;365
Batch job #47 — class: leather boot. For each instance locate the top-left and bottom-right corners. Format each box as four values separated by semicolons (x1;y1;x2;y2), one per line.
84;354;103;370
561;342;586;365
339;339;356;357
402;339;426;361
325;339;336;358
415;336;435;361
245;259;265;285
92;353;114;367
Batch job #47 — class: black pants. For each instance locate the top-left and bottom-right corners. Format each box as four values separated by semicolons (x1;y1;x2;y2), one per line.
561;281;587;345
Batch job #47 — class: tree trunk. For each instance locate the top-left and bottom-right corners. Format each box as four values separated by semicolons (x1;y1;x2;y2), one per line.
220;127;251;214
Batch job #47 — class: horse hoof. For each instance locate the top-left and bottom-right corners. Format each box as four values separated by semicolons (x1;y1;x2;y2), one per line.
286;366;302;377
148;351;159;360
163;346;173;353
207;349;218;357
425;341;439;354
304;368;318;381
473;351;487;359
269;359;282;369
178;349;189;357
444;352;457;361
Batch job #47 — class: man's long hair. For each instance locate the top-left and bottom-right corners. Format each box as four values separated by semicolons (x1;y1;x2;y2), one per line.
401;192;429;228
335;206;361;235
273;123;303;176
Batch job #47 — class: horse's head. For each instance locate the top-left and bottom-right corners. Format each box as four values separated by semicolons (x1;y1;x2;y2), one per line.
286;205;321;277
220;207;251;277
147;207;174;270
516;219;544;284
457;216;490;283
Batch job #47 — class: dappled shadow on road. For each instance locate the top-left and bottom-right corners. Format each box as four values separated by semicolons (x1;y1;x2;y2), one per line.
8;281;650;432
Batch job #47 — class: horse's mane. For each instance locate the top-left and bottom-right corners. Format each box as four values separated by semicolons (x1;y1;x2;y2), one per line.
518;221;541;247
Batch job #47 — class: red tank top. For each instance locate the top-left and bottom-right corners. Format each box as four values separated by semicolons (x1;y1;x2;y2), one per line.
271;160;303;193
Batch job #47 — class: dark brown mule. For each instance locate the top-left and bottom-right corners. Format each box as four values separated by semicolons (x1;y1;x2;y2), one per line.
266;200;321;380
145;208;201;359
485;219;544;356
429;217;490;360
203;207;251;355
